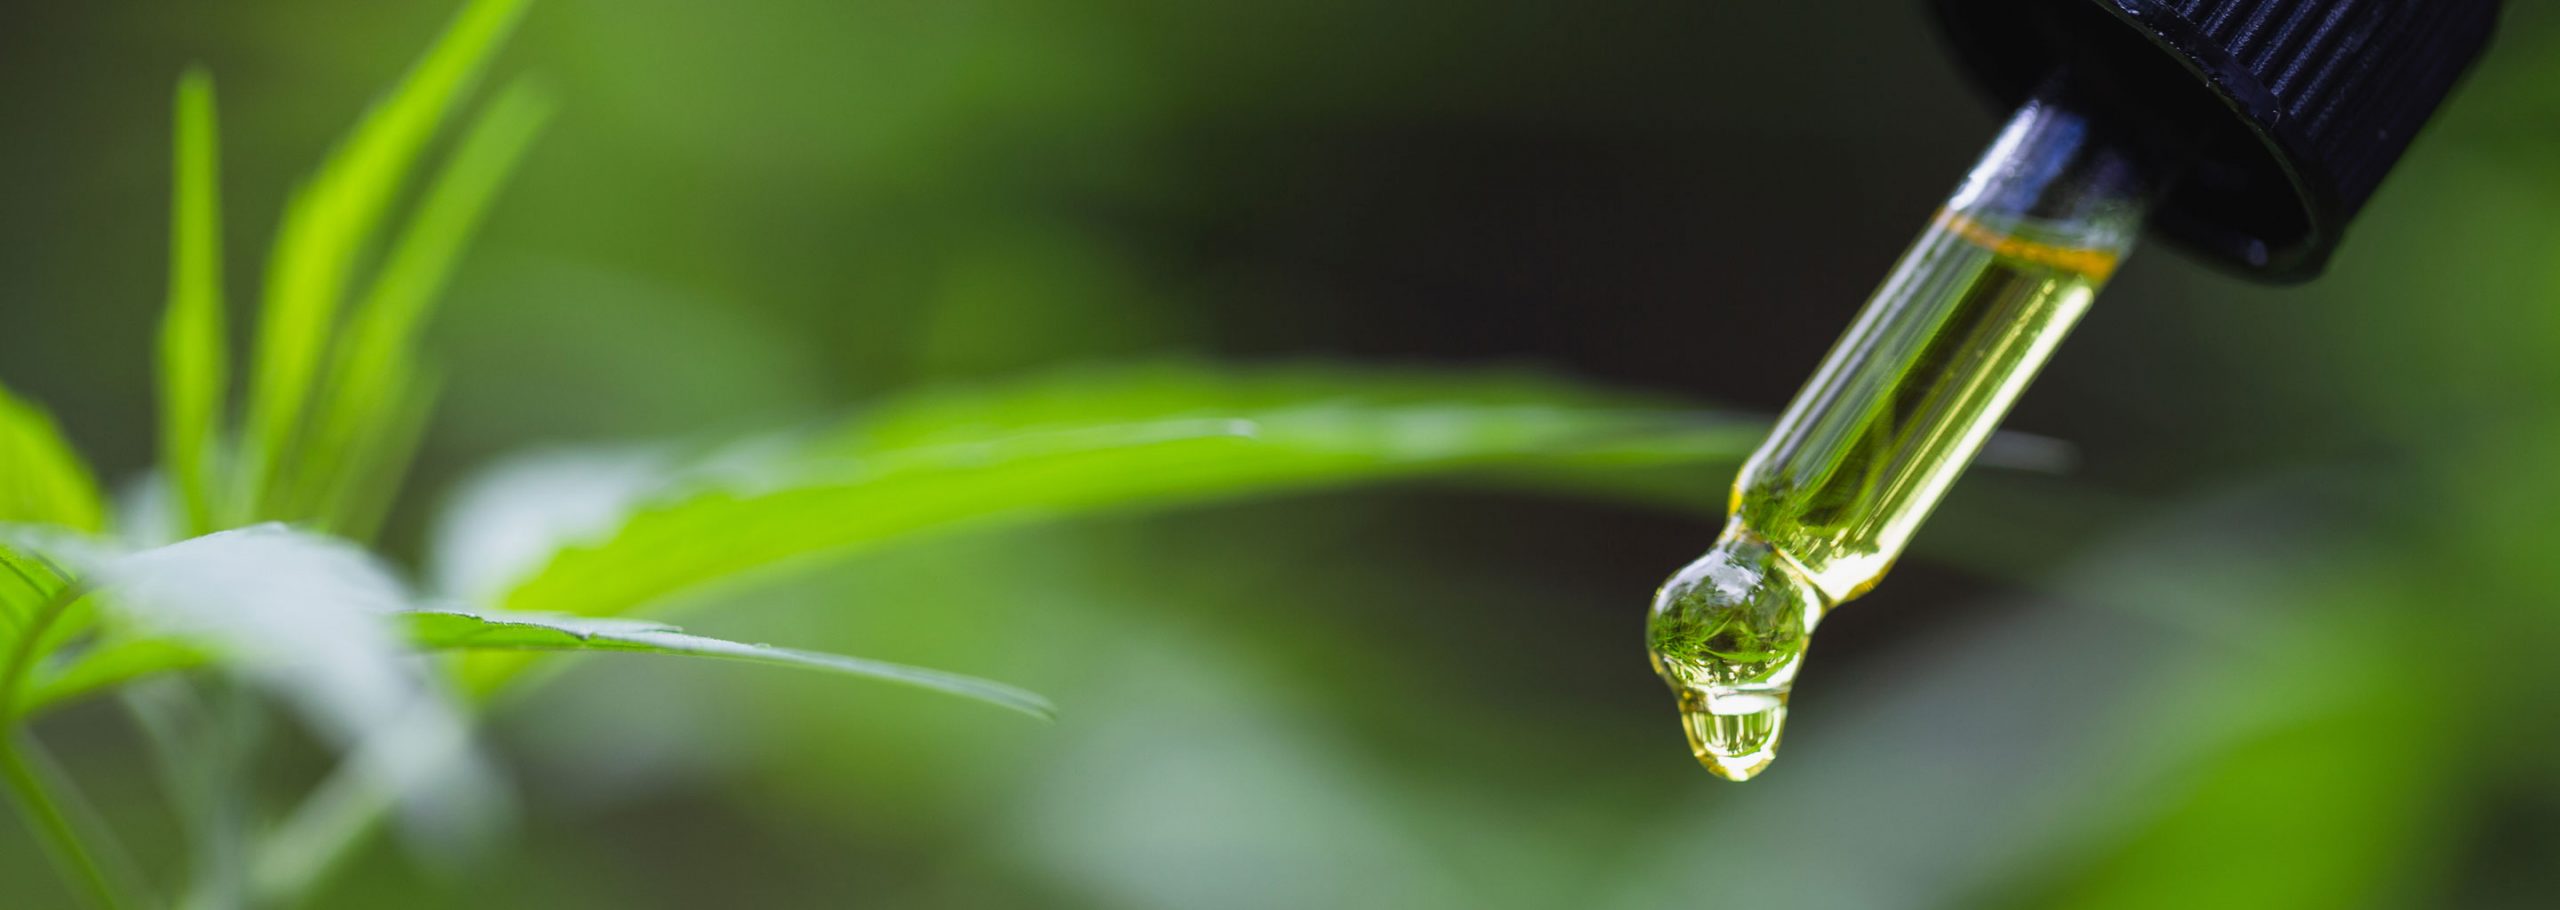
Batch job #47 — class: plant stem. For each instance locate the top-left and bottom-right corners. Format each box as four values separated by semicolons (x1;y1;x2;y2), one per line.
2;736;132;910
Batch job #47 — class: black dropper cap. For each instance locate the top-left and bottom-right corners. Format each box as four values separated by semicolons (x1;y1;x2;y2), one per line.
1929;0;2501;282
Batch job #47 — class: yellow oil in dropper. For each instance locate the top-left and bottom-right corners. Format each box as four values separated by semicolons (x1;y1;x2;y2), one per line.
1648;81;2161;780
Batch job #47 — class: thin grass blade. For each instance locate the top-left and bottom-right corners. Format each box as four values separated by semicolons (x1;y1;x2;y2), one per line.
15;608;1054;724
489;366;1760;628
15;639;204;720
408;610;1055;719
0;386;106;534
236;0;530;520
162;68;229;537
294;81;551;528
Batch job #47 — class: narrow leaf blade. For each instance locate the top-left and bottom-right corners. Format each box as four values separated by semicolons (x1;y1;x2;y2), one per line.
295;80;552;527
492;366;1760;628
238;0;530;520
0;386;107;533
407;610;1056;719
18;638;205;717
162;68;229;535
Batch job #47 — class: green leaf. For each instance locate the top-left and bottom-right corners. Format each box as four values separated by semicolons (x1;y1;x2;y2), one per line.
406;610;1054;719
7;526;445;750
13;611;1052;723
0;550;61;633
162;68;229;537
492;365;1761;630
293;81;552;529
16;638;202;719
0;544;93;701
0;386;106;534
236;0;530;522
824;362;1701;452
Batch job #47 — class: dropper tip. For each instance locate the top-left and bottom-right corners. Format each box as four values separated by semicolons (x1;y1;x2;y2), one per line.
1648;531;1821;782
1700;751;1777;782
1679;701;1786;781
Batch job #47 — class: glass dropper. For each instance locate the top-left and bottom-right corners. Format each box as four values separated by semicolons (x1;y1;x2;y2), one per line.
1647;76;2175;780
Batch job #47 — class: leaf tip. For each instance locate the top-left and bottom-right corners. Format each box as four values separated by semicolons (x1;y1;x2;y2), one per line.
176;65;215;104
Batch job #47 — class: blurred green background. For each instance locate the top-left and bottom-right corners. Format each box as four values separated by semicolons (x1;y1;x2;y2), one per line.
6;1;2560;906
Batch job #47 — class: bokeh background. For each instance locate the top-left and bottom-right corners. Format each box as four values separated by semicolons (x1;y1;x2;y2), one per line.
6;1;2559;906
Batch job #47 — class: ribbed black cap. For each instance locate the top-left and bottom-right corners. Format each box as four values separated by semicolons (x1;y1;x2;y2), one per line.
1929;0;2501;282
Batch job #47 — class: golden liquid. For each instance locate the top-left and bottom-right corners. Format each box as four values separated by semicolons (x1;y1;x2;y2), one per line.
1648;210;2118;780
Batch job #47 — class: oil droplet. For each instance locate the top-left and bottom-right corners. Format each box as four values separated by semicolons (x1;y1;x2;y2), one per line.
1677;690;1786;781
1647;528;1826;781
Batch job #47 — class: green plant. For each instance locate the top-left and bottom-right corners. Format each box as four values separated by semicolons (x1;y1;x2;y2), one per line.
0;3;1813;906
